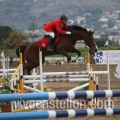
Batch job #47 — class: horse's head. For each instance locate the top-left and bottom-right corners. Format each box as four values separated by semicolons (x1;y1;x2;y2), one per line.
87;30;98;55
67;25;98;55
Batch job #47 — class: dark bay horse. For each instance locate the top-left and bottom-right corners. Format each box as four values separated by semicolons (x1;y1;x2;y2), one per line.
16;25;98;74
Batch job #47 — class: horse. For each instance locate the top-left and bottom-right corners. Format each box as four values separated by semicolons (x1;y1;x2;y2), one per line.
16;25;98;75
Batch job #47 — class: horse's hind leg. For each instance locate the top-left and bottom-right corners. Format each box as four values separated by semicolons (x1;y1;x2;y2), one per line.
23;56;45;75
23;63;32;75
23;62;39;75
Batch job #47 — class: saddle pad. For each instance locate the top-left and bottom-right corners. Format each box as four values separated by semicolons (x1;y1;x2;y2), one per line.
39;36;59;49
39;37;49;48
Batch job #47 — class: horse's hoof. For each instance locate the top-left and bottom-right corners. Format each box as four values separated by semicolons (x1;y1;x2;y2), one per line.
72;60;76;62
67;57;71;62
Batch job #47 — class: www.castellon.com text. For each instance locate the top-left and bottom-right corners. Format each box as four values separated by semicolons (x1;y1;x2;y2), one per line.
13;99;114;110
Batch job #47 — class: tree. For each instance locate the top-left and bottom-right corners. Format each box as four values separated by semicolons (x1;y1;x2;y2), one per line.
96;38;106;47
0;26;12;48
96;37;119;48
28;23;39;42
3;31;27;49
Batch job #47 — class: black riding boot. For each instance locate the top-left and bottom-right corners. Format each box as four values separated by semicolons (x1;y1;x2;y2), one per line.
47;36;53;51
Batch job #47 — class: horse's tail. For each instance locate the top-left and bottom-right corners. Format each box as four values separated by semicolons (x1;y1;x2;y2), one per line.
16;45;27;63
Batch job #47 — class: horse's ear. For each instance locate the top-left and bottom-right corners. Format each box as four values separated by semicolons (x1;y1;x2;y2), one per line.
91;31;94;34
89;30;94;34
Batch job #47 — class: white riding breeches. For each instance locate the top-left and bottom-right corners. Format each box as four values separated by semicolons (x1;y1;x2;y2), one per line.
44;31;55;38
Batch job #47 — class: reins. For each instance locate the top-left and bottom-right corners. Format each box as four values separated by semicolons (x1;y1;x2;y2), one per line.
59;34;69;46
70;30;92;49
70;34;79;41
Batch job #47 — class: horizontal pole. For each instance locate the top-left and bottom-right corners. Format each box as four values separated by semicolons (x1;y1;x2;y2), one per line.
0;90;120;102
68;83;89;92
24;85;41;92
23;74;89;79
0;73;14;76
89;71;109;74
23;70;108;79
0;108;120;119
0;69;16;72
24;78;89;84
43;71;109;75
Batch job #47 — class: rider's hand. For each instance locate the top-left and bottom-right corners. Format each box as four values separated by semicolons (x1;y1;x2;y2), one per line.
66;31;71;34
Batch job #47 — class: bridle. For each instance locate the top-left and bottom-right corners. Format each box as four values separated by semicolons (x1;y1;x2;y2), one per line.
68;30;93;49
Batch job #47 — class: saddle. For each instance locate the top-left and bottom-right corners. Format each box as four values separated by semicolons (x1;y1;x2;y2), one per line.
39;34;59;51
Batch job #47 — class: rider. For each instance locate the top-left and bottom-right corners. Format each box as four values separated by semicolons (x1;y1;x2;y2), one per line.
43;15;71;51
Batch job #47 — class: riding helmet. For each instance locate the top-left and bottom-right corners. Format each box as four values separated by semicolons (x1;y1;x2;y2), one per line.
60;15;68;21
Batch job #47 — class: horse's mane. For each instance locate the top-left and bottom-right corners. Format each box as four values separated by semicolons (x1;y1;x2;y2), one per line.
67;25;88;33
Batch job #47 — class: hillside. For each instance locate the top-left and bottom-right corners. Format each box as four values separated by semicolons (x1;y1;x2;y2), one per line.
0;0;120;30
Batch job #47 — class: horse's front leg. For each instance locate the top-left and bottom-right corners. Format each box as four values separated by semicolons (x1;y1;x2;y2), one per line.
56;48;71;62
71;48;81;62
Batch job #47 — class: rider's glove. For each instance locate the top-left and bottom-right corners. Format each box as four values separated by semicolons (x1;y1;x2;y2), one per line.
66;31;71;34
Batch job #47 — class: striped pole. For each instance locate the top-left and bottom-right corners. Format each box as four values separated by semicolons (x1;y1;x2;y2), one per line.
24;78;89;84
23;71;108;78
0;90;120;102
23;74;89;79
0;108;120;120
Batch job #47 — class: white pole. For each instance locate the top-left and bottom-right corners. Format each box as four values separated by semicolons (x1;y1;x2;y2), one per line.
32;69;37;89
39;50;43;92
0;69;16;72
1;52;5;78
6;54;9;73
24;85;41;92
107;51;110;90
107;51;111;107
68;83;89;92
39;49;44;110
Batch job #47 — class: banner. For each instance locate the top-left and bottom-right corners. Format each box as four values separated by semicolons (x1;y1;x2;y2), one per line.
94;50;120;64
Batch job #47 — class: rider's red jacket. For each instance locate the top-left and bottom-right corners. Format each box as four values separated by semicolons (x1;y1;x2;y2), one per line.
44;19;67;34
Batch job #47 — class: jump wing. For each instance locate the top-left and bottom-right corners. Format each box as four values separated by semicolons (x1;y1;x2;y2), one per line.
115;64;120;79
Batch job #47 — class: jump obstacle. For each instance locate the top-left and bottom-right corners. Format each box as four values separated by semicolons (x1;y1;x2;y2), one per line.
0;50;119;119
6;52;108;106
10;52;99;109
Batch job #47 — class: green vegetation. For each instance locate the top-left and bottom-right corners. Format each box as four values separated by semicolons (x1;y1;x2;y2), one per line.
3;31;27;49
0;74;12;94
0;26;27;50
99;46;120;50
0;26;12;49
0;49;17;58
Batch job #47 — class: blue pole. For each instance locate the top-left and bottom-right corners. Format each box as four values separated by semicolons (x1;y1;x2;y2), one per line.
0;108;120;120
0;90;120;102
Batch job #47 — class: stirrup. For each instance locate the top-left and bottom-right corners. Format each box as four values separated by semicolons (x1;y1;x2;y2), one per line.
47;46;53;51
